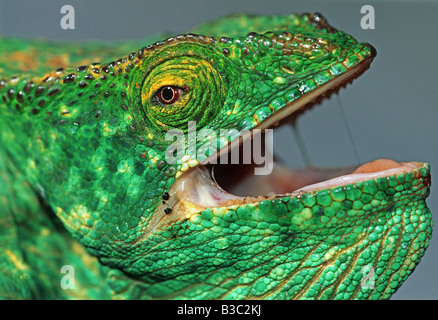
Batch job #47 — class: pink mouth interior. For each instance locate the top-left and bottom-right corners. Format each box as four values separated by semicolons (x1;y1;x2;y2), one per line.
214;158;415;197
175;159;419;209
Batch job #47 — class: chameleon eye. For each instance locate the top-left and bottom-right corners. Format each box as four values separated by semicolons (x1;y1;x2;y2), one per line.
157;86;181;105
140;46;227;131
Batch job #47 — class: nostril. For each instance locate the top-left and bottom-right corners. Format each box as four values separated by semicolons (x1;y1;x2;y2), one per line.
368;44;377;58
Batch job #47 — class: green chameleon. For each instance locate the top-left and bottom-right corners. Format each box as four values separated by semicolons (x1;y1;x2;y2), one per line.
0;13;432;299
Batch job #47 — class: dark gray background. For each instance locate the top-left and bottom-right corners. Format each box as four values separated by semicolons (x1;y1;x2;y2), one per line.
0;0;437;300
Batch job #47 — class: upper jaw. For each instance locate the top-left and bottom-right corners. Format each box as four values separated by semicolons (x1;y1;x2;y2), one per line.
158;40;381;219
154;29;380;222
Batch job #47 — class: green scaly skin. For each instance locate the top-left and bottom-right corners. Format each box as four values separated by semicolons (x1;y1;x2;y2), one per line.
0;13;432;299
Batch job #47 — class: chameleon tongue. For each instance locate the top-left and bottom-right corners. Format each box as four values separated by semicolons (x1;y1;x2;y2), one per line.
352;158;409;173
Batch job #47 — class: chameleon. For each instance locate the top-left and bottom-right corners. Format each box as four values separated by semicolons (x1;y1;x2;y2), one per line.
0;13;432;300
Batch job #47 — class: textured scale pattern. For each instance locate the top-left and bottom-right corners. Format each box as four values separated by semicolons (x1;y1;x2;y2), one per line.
0;13;432;299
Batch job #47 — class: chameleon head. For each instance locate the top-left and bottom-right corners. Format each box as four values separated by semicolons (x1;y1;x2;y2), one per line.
13;13;430;299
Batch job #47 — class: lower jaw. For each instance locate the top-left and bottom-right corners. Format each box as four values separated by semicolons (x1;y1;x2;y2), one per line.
136;157;431;300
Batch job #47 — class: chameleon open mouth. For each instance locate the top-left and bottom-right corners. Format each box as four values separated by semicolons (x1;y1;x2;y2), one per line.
173;159;426;211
